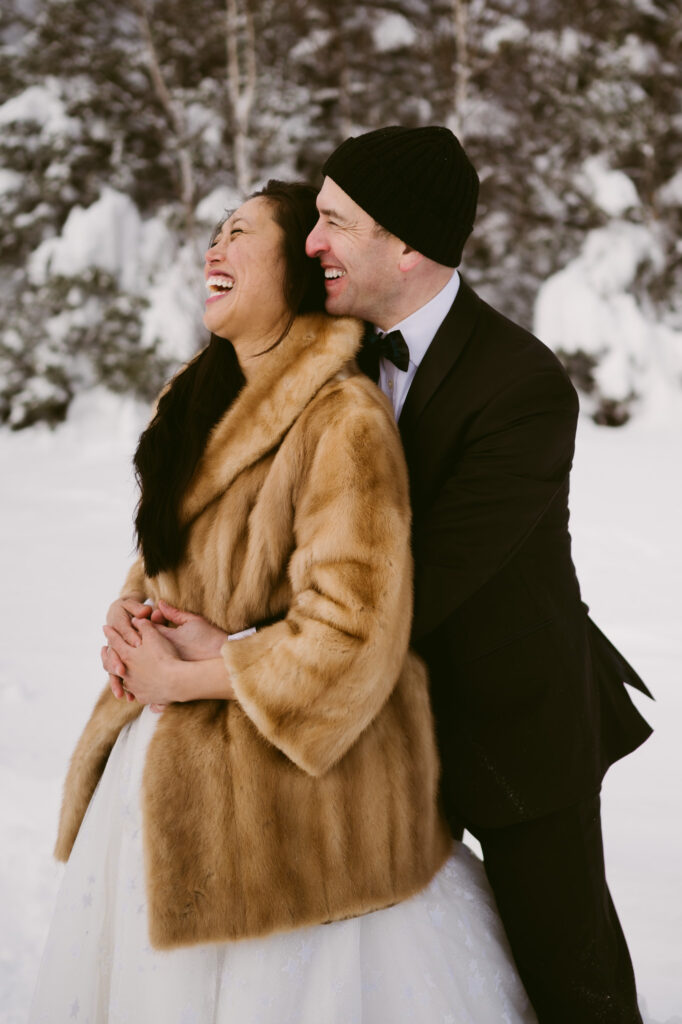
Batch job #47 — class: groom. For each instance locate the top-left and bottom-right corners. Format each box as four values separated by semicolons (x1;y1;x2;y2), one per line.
306;126;652;1024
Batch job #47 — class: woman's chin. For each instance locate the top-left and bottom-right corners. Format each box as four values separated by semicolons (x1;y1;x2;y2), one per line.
203;311;230;338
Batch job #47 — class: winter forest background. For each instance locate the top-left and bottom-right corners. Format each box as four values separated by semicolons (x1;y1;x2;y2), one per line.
2;1;682;1022
1;0;682;426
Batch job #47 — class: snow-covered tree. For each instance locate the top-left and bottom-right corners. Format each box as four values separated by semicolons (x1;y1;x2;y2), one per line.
0;0;679;427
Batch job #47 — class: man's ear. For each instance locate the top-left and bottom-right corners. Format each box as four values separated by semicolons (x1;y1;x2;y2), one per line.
398;246;424;272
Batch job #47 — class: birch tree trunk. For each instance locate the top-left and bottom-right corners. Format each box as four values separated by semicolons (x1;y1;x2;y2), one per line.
226;0;256;194
338;61;353;140
132;0;197;243
451;0;470;140
325;3;353;142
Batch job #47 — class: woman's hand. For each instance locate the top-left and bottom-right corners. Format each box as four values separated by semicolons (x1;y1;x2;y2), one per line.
103;617;187;708
102;642;136;703
149;600;228;660
104;595;151;699
104;617;236;707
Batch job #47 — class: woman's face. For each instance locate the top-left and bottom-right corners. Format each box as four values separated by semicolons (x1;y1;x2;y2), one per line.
203;197;289;347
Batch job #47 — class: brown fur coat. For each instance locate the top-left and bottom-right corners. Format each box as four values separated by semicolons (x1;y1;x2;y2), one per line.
54;313;451;948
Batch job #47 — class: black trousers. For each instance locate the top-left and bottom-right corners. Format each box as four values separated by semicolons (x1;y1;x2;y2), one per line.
470;793;642;1024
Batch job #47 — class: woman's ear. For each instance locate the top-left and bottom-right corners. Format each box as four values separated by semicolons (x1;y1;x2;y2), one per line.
398;246;425;273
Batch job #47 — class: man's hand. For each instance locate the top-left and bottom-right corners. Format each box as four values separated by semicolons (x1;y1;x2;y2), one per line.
104;595;151;699
149;600;228;661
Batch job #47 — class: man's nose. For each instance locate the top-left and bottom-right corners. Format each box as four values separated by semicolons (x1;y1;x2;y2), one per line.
305;220;325;257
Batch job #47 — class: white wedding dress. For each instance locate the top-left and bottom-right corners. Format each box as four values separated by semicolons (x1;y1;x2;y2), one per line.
30;706;537;1024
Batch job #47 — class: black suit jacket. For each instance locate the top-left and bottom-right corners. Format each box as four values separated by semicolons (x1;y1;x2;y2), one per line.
390;279;652;829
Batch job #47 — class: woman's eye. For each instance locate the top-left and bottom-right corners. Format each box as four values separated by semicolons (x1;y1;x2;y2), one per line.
230;228;243;237
208;218;227;247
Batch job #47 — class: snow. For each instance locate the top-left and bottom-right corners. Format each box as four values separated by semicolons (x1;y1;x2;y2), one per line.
27;188;202;366
534;220;682;411
556;26;586;59
632;0;669;17
372;12;418;53
618;34;659;75
0;170;22;195
448;96;517;143
195;185;242;225
0;396;680;1023
0;80;77;136
141;256;203;361
580;155;640;216
0;393;146;1023
481;18;529;53
29;188;148;294
289;27;332;62
657;170;682;208
570;415;682;1024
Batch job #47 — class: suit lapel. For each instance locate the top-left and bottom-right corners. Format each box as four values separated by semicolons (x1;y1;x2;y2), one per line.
398;278;481;443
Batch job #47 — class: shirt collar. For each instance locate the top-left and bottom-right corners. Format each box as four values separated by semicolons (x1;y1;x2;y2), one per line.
377;270;460;371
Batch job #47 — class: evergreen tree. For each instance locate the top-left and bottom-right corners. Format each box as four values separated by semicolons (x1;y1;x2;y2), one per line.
0;0;679;427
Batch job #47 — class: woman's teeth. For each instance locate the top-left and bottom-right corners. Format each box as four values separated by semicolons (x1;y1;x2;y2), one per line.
324;269;346;279
207;275;235;294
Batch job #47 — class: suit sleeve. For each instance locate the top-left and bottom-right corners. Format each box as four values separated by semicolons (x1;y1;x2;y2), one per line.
411;369;579;641
221;399;414;777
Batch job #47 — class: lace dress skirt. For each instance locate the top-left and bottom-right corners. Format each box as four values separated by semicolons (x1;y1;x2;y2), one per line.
30;706;537;1024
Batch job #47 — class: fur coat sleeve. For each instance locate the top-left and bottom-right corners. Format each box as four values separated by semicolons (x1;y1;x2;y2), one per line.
120;557;147;598
222;389;413;776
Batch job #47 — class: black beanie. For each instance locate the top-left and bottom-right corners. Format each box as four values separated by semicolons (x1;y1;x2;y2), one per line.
322;125;479;268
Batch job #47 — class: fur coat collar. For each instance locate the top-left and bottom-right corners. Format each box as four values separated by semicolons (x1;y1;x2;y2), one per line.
182;313;362;524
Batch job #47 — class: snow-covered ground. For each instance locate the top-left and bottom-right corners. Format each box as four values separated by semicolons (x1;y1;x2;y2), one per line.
0;393;681;1023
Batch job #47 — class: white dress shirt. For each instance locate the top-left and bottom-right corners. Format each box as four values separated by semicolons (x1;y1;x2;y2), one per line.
376;270;460;420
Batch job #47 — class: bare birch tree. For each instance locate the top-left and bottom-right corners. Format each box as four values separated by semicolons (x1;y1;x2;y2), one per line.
131;0;197;242
226;0;256;194
451;0;470;140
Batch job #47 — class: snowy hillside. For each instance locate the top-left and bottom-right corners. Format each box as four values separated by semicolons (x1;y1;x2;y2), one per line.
0;394;681;1023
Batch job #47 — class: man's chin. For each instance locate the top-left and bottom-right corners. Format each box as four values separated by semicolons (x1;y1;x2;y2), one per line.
324;293;352;317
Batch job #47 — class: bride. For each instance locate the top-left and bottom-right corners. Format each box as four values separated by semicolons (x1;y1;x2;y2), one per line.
29;180;536;1023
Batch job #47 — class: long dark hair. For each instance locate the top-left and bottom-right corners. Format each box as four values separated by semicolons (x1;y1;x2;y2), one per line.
133;180;326;577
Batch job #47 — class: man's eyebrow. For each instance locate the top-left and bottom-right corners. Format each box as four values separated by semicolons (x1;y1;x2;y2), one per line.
318;206;347;223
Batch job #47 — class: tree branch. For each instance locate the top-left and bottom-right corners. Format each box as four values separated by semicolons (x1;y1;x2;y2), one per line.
131;0;196;237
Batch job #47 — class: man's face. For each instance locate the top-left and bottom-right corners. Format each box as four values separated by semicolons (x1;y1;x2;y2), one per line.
305;177;406;328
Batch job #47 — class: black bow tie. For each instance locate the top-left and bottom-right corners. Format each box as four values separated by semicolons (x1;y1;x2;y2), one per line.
369;330;410;373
